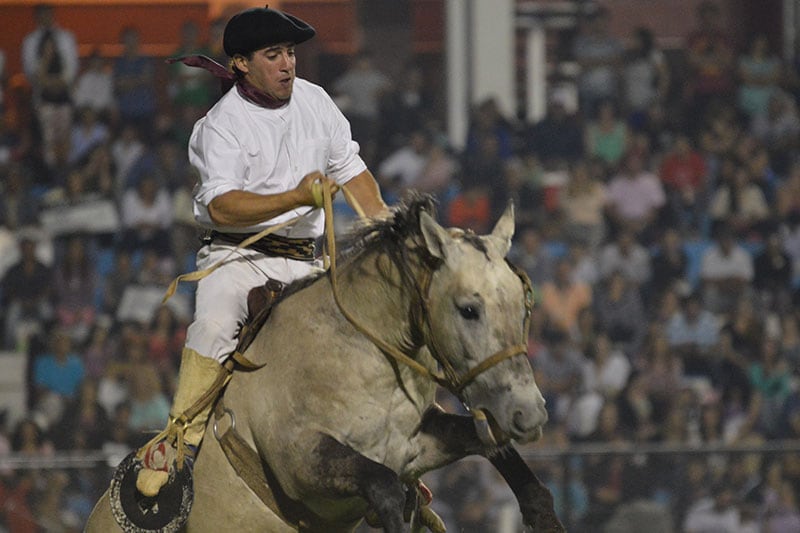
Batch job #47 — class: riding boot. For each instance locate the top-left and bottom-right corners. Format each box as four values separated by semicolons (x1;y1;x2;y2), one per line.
135;347;229;497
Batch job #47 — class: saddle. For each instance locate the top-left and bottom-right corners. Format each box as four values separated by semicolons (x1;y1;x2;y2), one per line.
230;278;285;369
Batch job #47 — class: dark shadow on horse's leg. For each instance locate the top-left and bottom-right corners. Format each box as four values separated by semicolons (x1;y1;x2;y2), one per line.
313;435;407;533
488;445;566;533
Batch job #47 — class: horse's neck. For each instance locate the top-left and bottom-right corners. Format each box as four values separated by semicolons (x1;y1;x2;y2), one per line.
335;250;424;353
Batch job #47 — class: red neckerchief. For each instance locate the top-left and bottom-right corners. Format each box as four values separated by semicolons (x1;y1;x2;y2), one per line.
167;55;288;109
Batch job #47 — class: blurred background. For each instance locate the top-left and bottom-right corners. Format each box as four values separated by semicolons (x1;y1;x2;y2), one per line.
2;0;800;531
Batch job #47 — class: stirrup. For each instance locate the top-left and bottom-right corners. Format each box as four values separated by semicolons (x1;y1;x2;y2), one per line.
109;448;194;533
109;420;199;532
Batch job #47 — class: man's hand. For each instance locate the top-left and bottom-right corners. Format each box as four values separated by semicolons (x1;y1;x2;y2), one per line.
296;171;339;208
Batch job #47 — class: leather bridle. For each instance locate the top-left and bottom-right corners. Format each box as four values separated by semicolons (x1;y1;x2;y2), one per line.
323;183;534;400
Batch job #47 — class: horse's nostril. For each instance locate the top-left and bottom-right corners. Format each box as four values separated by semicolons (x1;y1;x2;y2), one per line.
513;406;547;433
513;409;534;432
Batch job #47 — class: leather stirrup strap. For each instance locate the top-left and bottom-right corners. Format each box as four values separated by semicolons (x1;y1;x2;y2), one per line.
212;401;294;527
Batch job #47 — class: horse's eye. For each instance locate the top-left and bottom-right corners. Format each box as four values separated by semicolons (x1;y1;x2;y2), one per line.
458;304;480;321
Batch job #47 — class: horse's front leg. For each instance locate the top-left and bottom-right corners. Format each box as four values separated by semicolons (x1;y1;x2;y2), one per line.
488;446;565;532
308;434;407;533
408;405;565;533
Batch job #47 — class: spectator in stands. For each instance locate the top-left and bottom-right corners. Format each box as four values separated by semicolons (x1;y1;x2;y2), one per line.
762;479;800;533
32;328;85;428
20;3;78;173
605;152;666;241
508;226;556;288
592;270;648;356
737;33;782;123
377;128;431;198
461;132;509;220
101;250;134;316
584;99;629;172
776;160;800;220
524;92;584;167
68;106;109;166
72;49;114;120
560;159;607;250
147;305;185;375
700;226;755;316
83;318;115;381
576;330;631;436
531;328;586;424
622;26;670;123
754;232;793;311
597;229;652;288
127;135;188;194
119;173;173;256
0;163;40;230
665;291;720;378
465;97;514;163
113;26;157;133
446;184;491;234
683;476;743;532
79;142;115;202
751;90;800;171
639;330;684;419
378;61;432;153
51;378;109;450
0;109;21;168
617;372;660;442
111;123;146;197
53;236;96;340
658;134;708;233
684;1;736;130
540;258;593;338
647;228;689;307
1;233;53;350
170;165;199;264
11;419;54;458
580;403;633;528
749;338;793;437
332;51;391;166
572;7;624;114
412;136;458;199
125;336;170;434
778;314;800;371
167;20;214;116
698;108;742;177
496;151;549;226
135;249;175;287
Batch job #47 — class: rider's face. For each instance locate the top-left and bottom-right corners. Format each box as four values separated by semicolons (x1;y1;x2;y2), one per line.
234;43;296;101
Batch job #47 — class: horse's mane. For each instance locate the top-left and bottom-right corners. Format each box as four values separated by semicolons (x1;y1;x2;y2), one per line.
278;191;439;301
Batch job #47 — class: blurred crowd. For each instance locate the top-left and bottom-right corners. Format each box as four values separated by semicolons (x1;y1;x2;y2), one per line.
2;1;800;532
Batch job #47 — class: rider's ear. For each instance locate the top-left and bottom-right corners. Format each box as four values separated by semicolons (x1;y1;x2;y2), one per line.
419;211;452;260
488;201;515;257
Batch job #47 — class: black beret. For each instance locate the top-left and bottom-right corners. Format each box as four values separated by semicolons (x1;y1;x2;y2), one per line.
223;7;316;57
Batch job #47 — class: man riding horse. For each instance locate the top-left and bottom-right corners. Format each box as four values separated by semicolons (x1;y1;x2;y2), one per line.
134;5;387;505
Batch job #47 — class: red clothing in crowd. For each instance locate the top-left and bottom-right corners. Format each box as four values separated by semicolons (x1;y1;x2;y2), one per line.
659;151;707;192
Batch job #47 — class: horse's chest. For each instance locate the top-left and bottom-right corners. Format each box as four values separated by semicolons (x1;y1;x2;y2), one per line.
339;384;431;472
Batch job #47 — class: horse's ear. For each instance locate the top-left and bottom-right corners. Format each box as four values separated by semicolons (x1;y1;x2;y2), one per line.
419;211;452;260
488;201;515;257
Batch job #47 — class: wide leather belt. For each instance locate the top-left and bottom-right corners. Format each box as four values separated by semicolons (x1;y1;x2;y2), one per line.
206;231;316;261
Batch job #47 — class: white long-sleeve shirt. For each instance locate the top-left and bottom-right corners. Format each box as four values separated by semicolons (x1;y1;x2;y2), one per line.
190;78;366;238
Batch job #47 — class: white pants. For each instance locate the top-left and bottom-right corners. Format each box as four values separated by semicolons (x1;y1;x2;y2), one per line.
184;244;322;362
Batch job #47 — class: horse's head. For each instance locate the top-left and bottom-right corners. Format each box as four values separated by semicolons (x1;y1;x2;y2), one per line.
418;203;548;444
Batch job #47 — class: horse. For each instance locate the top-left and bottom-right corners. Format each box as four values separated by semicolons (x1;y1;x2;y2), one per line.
86;195;564;532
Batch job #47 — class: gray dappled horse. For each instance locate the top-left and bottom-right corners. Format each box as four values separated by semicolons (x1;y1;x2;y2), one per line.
86;195;563;532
